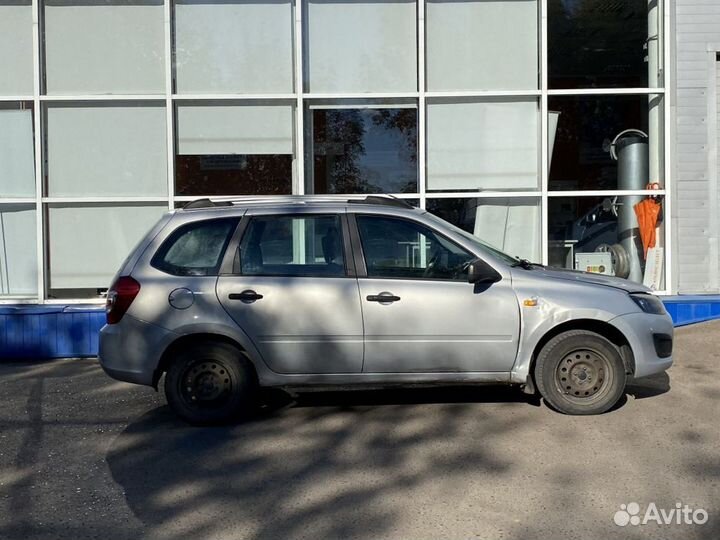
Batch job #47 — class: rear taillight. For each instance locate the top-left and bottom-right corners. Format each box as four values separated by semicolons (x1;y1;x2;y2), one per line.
106;276;141;324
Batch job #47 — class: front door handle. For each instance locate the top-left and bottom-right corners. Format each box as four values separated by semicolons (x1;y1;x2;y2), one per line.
229;290;264;302
367;292;401;303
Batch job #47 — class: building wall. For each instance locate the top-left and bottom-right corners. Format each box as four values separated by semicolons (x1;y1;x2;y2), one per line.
675;0;720;292
0;0;673;304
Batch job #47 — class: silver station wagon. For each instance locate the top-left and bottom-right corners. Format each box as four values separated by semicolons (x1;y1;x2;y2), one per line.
99;196;673;424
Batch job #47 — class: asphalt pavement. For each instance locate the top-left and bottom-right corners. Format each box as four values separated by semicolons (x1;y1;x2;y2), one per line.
0;322;718;540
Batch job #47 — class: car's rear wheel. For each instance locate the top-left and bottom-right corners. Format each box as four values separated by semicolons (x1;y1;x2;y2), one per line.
534;330;627;415
165;342;256;425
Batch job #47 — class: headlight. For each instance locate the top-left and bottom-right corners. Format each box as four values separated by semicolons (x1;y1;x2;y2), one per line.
630;293;666;315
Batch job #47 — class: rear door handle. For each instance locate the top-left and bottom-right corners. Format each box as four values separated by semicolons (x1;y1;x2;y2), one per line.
228;290;264;302
367;292;401;303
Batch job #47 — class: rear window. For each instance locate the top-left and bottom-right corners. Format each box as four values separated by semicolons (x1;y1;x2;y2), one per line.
239;214;346;277
152;218;238;276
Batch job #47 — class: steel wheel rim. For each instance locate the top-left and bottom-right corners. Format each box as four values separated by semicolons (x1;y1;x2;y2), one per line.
179;360;233;409
555;348;613;403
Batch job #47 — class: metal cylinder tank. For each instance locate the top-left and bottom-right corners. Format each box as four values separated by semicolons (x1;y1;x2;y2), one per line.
616;136;648;283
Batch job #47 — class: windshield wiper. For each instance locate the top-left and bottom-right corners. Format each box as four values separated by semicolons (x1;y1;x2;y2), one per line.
510;258;542;270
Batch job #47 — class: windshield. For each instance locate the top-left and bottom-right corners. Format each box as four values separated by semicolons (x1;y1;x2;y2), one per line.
422;212;521;266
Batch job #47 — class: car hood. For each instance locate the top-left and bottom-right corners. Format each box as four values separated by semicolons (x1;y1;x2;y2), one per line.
531;266;653;294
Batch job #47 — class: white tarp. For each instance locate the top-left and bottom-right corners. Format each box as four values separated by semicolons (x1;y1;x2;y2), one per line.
44;0;165;94
426;0;538;91
0;109;35;197
48;204;166;289
46;105;168;196
177;105;294;155
0;1;33;95
427;100;539;191
175;0;294;94
471;197;540;262
305;0;417;93
0;205;36;295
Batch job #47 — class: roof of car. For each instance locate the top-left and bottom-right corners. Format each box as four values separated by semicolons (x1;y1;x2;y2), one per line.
180;195;417;212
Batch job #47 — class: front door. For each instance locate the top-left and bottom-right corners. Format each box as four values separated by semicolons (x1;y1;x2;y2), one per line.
353;214;520;373
216;212;363;374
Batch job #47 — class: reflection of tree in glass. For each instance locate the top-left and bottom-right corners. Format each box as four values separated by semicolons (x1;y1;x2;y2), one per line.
426;198;475;234
372;109;417;165
313;109;418;194
314;109;367;194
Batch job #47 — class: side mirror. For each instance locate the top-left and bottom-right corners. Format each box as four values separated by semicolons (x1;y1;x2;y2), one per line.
467;258;502;284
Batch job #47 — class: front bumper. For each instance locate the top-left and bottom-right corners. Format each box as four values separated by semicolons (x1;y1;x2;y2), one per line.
610;311;674;379
98;315;177;386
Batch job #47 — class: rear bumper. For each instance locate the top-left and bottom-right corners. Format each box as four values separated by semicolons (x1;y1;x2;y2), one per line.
610;312;674;379
100;364;152;386
98;315;177;386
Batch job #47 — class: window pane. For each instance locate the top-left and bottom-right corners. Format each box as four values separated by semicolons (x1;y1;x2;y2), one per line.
548;0;661;89
240;215;345;277
426;0;538;91
549;95;664;191
174;0;294;94
549;196;665;288
0;106;35;198
304;0;417;93
426;197;540;262
308;107;418;194
0;1;33;95
0;204;37;297
357;215;474;280
177;104;293;155
427;99;539;192
175;104;294;196
153;218;238;276
46;104;168;197
44;0;165;94
48;204;167;297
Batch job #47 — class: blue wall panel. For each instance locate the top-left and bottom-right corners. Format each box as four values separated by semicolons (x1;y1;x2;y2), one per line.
662;296;720;327
0;306;105;359
2;297;720;359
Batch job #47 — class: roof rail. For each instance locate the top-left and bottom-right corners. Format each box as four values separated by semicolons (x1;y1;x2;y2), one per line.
182;198;233;209
182;194;414;210
347;195;413;209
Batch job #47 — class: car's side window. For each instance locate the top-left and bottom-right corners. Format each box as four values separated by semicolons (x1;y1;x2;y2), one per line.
356;215;475;280
239;215;346;277
152;218;239;276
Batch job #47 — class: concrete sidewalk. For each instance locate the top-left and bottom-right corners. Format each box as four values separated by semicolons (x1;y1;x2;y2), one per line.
0;322;718;540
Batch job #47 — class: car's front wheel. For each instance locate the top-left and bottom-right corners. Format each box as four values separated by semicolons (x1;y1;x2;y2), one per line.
534;330;627;415
165;342;256;425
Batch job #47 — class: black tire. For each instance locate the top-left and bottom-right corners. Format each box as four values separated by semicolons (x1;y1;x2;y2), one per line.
164;342;256;425
534;330;627;415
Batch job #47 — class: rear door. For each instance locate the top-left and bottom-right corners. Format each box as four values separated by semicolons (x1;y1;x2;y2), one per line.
216;209;364;374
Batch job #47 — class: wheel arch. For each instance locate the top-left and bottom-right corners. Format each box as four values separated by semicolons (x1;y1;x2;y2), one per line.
529;319;635;386
153;333;259;389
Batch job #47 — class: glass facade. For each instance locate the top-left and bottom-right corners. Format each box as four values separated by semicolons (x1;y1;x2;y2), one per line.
426;98;539;192
426;0;539;91
307;105;418;194
0;0;669;301
175;102;294;196
547;0;663;89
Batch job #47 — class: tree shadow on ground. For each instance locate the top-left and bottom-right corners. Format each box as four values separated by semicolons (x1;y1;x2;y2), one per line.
106;385;533;540
105;376;674;540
